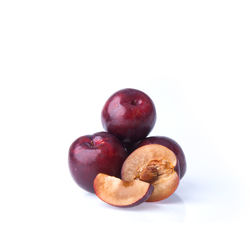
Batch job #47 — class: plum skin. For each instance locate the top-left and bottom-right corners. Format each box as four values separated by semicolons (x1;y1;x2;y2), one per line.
68;132;127;193
101;88;156;144
135;136;186;179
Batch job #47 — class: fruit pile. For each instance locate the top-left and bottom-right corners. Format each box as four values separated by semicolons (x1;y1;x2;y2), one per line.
69;88;186;207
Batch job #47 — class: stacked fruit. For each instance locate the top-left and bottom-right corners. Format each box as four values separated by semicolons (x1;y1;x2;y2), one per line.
69;88;186;207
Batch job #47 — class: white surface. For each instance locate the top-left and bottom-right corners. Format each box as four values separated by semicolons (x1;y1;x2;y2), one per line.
0;0;250;249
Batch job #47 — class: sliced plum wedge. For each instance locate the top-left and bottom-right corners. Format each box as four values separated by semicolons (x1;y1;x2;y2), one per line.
93;173;154;207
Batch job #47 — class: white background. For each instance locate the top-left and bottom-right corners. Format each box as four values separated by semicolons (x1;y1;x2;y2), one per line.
0;1;250;249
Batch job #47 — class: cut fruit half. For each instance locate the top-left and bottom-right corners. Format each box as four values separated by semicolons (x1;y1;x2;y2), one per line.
121;144;179;202
93;173;154;207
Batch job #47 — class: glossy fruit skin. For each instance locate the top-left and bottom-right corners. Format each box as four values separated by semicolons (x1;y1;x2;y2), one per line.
68;132;127;193
101;88;156;144
135;136;186;179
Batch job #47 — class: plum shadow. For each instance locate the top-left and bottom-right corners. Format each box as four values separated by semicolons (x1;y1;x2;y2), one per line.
155;193;184;205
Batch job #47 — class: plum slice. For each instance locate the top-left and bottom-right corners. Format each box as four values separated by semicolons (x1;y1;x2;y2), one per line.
121;144;179;202
93;173;154;207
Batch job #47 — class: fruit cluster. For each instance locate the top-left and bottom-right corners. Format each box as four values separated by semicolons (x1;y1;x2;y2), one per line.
69;88;186;207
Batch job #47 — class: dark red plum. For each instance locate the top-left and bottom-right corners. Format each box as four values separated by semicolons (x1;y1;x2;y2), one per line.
135;136;186;179
68;132;127;193
102;88;156;144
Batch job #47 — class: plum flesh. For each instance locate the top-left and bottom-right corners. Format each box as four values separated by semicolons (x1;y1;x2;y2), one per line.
94;173;154;207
